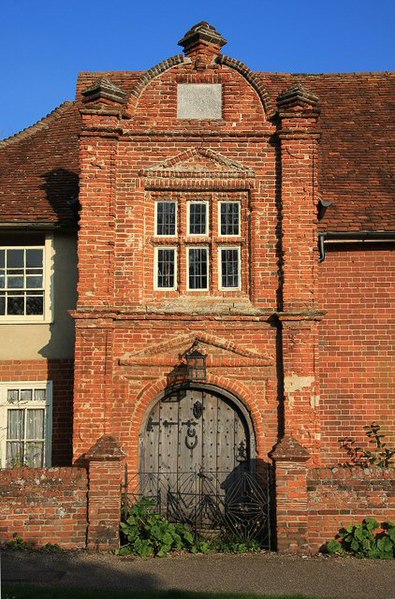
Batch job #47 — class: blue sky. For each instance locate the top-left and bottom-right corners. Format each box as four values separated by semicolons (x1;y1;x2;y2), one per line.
1;0;394;139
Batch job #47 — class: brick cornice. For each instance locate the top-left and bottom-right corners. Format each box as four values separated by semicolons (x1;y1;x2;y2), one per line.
120;131;271;139
70;309;275;323
277;130;321;141
143;178;254;191
275;310;326;322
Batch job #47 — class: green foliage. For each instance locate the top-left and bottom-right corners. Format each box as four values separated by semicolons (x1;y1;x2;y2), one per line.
209;537;262;554
119;498;195;557
119;499;265;557
340;422;395;468
326;518;395;559
3;533;62;553
5;534;36;551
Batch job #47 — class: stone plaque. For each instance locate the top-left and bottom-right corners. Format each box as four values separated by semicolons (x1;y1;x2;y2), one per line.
177;84;222;120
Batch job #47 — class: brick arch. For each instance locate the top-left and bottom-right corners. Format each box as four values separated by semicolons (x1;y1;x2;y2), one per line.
216;54;274;118
126;52;274;119
127;54;184;109
128;374;265;459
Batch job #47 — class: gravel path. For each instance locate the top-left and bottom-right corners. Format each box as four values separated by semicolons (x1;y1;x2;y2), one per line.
2;549;395;599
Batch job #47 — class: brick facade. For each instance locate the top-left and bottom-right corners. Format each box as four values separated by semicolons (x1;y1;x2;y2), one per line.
0;22;394;552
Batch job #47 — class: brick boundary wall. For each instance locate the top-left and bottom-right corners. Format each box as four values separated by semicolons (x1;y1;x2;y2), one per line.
307;467;395;552
1;459;393;552
0;436;125;550
0;467;88;549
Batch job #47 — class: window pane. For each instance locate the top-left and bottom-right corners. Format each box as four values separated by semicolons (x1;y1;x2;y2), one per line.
221;249;240;288
189;248;208;290
26;409;45;439
34;389;46;401
26;249;43;268
7;249;24;268
0;294;4;315
7;410;25;439
25;442;44;467
189;203;207;235
157;249;175;288
7;276;24;289
26;294;44;315
20;389;33;402
220;203;240;235
26;276;43;289
7;389;19;404
0;250;4;268
6;441;24;467
7;295;24;315
156;202;176;236
0;270;4;288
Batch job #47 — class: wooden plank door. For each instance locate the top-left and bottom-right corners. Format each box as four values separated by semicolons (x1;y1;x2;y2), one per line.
140;389;249;477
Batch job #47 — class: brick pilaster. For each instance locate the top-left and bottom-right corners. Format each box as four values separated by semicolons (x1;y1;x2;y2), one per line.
77;81;125;309
271;434;310;553
277;83;320;313
85;435;126;549
276;85;323;461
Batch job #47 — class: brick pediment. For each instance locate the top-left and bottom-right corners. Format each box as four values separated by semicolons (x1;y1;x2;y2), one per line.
138;148;255;179
120;332;272;367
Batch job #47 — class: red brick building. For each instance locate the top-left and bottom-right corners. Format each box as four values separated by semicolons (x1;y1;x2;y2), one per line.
0;22;394;552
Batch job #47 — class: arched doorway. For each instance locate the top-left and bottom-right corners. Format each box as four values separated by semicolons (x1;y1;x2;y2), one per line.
140;385;254;474
136;384;272;546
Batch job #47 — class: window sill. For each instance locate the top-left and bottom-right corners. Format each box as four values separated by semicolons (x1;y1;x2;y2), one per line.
0;317;52;325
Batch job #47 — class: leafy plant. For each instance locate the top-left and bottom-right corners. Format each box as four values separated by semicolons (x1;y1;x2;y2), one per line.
3;533;62;553
210;536;262;554
119;498;195;557
119;499;265;557
5;534;36;551
326;518;395;559
340;422;395;468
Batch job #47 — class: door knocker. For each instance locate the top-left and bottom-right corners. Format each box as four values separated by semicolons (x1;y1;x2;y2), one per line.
185;422;198;450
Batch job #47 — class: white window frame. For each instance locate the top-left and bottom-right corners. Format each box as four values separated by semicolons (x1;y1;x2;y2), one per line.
218;246;241;291
155;201;177;238
187;246;209;291
0;381;53;469
218;201;241;237
154;247;178;290
0;234;53;324
187;201;209;237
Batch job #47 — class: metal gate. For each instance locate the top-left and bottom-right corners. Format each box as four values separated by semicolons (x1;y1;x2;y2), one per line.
124;388;273;547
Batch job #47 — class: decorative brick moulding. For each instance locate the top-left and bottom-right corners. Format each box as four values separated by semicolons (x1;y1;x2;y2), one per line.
0;20;394;553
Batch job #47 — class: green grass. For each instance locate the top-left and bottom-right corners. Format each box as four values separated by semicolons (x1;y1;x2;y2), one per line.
2;588;332;599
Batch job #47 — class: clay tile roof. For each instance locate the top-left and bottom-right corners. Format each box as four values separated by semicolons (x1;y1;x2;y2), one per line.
261;71;395;231
0;70;393;232
0;101;80;225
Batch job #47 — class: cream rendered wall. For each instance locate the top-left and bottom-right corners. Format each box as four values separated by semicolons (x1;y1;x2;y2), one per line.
0;233;77;360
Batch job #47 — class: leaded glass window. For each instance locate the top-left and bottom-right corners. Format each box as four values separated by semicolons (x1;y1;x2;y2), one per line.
219;202;240;236
220;248;240;289
156;248;176;289
188;202;208;236
156;202;176;236
188;248;208;290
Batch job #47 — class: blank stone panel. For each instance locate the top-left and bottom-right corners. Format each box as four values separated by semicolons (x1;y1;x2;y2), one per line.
177;84;222;120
